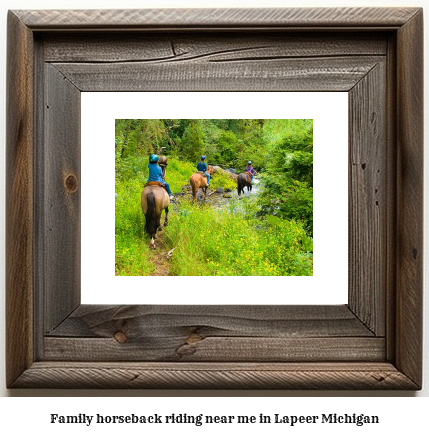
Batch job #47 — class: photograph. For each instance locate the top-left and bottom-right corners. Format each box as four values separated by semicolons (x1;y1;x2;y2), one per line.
115;119;313;277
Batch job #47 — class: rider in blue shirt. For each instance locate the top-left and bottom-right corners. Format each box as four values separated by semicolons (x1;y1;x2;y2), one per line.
196;155;210;186
148;154;174;199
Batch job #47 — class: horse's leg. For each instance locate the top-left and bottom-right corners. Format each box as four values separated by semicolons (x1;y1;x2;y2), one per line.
164;206;169;227
193;180;201;201
195;182;199;201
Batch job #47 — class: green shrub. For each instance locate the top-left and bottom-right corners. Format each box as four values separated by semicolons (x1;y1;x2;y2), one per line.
211;170;237;192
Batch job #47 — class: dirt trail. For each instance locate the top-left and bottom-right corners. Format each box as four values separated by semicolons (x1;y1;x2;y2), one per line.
148;231;172;276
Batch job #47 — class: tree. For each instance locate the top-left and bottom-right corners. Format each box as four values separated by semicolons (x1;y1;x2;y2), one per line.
180;120;205;162
115;119;168;158
214;130;238;166
258;119;313;234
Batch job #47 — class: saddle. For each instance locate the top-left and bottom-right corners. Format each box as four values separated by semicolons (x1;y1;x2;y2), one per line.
144;181;165;188
244;172;252;182
197;171;208;176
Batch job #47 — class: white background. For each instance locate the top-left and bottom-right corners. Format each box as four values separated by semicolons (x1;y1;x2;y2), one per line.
82;92;348;305
0;0;428;431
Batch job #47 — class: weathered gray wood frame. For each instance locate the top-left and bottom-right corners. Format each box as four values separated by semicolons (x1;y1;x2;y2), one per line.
6;8;423;389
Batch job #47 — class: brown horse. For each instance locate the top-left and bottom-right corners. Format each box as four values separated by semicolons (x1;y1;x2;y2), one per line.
190;166;214;201
237;172;252;195
158;155;168;178
141;184;170;249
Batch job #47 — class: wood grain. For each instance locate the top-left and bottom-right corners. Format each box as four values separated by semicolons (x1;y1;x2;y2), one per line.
384;33;398;364
395;8;424;388
42;33;388;63
11;362;419;390
14;8;420;29
47;305;374;337
52;56;384;92
6;11;34;388
42;64;81;333
44;337;385;362
44;305;380;362
348;62;386;335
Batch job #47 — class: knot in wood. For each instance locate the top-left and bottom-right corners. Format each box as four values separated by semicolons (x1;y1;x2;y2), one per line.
114;331;128;343
65;174;78;193
186;333;203;344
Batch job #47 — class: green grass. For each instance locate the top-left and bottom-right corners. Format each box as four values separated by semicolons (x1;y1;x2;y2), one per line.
164;198;313;276
115;176;153;275
161;159;196;194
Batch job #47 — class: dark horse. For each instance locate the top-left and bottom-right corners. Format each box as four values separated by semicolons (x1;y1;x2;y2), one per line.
237;172;252;195
141;184;170;249
190;166;214;201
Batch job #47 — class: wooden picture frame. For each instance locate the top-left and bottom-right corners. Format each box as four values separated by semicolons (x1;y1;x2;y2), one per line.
6;7;423;389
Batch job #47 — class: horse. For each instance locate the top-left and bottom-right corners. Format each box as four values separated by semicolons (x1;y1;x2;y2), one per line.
237;172;252;195
141;183;170;249
158;155;168;178
190;166;214;201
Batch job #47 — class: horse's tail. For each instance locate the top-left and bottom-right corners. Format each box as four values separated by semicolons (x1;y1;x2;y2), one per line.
145;191;158;237
190;176;197;200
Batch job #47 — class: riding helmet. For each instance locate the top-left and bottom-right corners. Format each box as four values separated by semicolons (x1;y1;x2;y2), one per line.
149;154;159;163
201;155;206;160
248;161;252;164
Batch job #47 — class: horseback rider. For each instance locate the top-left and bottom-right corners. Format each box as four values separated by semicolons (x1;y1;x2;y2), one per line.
245;161;257;182
196;155;210;186
148;154;174;200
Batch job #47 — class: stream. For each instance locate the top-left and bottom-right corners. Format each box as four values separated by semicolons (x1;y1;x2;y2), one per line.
174;178;261;209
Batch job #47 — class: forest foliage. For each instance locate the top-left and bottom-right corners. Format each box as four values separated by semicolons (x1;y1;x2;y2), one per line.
115;118;266;171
